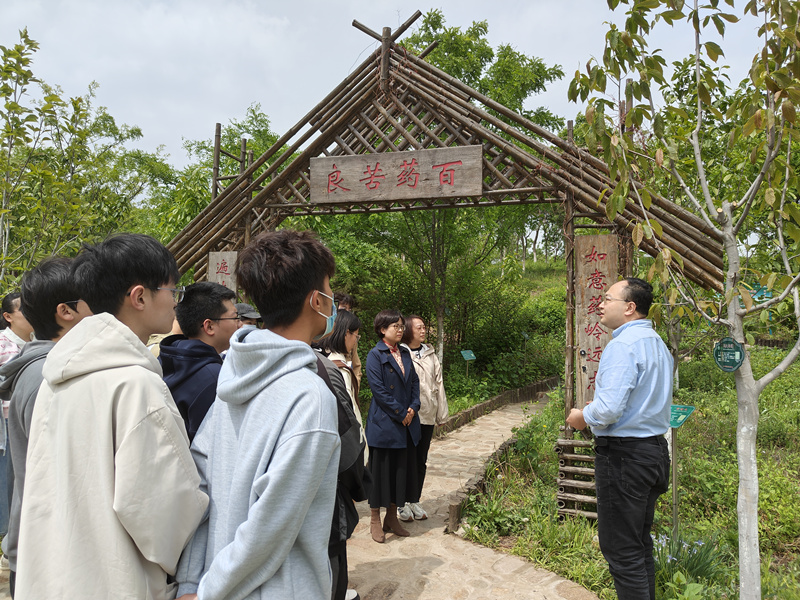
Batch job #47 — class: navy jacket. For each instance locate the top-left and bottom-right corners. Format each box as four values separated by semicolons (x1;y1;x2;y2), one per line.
365;341;421;449
158;335;222;440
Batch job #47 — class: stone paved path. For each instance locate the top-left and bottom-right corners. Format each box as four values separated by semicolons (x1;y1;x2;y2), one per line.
0;401;600;600
347;402;600;600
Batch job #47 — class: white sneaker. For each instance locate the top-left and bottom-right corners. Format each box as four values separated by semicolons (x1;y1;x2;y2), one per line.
0;555;8;571
345;590;360;600
398;502;414;522
410;502;428;520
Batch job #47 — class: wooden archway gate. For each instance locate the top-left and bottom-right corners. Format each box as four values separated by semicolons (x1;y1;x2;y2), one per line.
166;12;725;519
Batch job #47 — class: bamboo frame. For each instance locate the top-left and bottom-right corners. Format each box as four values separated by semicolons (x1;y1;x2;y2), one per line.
168;22;725;295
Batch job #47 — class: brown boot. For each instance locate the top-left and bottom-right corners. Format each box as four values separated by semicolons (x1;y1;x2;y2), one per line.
383;504;410;537
370;508;385;543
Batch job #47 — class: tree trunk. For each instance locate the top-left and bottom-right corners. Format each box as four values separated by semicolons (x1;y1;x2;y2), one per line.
436;303;445;365
734;358;761;600
723;231;761;600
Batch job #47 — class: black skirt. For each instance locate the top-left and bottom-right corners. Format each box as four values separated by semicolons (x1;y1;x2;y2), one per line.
367;429;419;509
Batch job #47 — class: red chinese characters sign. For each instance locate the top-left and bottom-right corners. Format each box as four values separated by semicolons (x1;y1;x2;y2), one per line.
310;146;483;203
208;251;238;292
574;235;618;408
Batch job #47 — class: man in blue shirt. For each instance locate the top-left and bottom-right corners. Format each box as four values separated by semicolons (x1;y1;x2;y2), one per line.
567;277;672;600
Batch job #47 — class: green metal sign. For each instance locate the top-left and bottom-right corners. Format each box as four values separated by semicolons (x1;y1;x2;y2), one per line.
670;404;695;429
460;350;476;361
713;337;745;372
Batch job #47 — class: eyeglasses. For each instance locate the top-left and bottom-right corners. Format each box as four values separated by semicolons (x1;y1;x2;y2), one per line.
389;324;405;331
603;295;629;304
348;331;361;340
63;300;81;308
156;287;186;303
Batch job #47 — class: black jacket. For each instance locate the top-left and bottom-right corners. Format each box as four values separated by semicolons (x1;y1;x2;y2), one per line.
158;335;222;441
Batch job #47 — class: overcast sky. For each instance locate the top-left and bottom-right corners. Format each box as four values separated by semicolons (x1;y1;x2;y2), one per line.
1;1;762;168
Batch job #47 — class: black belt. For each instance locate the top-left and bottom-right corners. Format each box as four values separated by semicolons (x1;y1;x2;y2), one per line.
595;435;663;447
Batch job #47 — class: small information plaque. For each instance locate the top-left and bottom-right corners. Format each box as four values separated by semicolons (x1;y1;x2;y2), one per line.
713;337;745;372
460;350;476;361
670;405;695;429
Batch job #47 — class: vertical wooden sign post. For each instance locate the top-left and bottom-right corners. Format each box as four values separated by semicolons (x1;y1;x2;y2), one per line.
574;235;618;408
208;252;238;292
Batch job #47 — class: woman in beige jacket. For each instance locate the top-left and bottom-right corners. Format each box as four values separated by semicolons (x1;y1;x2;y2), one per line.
398;315;448;521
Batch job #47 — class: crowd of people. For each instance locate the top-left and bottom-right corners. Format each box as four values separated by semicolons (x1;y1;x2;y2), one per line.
0;227;673;600
0;229;449;600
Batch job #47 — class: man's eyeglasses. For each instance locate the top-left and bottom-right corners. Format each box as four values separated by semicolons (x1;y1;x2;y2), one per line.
603;295;629;304
156;287;186;303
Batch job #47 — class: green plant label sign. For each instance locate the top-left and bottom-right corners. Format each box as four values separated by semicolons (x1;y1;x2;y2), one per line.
461;350;476;361
713;337;744;372
670;404;695;429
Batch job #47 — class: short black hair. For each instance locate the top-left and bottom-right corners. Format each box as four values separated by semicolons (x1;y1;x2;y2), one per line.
71;233;180;316
20;257;79;341
0;292;21;330
622;277;653;317
373;309;404;340
400;314;423;345
176;282;237;338
236;230;335;330
334;292;355;309
320;310;362;355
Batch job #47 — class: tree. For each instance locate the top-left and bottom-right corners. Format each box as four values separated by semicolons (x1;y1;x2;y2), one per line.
1;29;173;288
571;2;800;597
133;103;280;245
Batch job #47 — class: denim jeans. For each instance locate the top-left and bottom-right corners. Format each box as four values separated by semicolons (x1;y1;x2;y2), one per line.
595;436;670;600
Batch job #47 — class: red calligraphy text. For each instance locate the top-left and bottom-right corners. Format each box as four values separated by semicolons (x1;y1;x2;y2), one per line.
360;163;386;190
587;269;607;291
585;347;603;363
215;260;231;276
396;159;420;188
587;372;597;391
584;322;607;342
327;164;350;193
587;295;603;315
584;245;608;263
432;160;462;186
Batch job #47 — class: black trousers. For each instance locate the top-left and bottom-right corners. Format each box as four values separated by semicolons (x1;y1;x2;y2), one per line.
594;436;670;600
408;424;434;503
329;545;348;600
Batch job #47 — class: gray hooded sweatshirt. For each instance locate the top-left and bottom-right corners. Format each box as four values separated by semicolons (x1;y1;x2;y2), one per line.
176;326;341;600
0;340;55;571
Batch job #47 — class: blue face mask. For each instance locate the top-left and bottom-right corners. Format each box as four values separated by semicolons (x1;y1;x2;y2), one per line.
312;291;337;337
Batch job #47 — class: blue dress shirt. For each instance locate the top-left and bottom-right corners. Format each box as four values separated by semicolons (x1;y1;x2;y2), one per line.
583;319;673;437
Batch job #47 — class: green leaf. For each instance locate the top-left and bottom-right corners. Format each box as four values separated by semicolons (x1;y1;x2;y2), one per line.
782;101;796;124
633;222;644;247
705;41;723;62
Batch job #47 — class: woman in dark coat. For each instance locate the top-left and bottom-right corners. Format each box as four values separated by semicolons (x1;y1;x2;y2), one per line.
364;309;420;543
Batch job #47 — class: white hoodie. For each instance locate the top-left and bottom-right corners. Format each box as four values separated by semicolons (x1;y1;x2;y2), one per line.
17;313;208;600
176;326;341;600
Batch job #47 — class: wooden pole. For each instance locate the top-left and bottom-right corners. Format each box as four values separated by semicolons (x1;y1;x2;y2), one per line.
380;27;391;95
565;120;576;429
212;123;221;199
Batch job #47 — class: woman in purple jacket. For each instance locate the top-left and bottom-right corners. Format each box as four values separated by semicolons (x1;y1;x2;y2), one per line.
364;309;420;543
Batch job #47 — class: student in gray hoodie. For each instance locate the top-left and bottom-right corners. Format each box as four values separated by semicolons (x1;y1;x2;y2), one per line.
176;230;341;600
0;257;92;596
